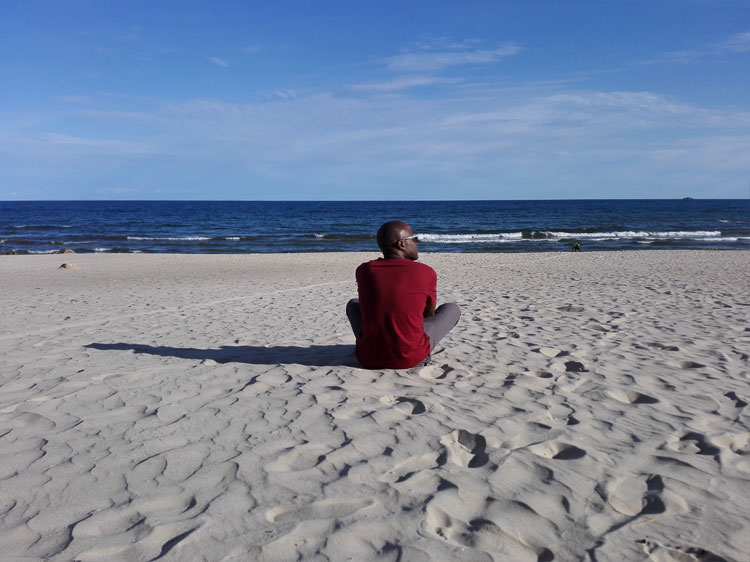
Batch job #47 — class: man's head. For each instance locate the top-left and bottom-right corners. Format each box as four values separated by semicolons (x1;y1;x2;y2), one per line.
377;220;419;260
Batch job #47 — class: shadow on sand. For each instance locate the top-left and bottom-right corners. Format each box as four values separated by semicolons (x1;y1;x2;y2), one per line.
85;342;359;367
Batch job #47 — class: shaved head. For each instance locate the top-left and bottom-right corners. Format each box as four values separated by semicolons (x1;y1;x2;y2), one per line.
377;221;410;252
376;220;418;260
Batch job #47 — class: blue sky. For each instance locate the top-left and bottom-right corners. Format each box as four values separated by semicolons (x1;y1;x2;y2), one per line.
1;0;749;200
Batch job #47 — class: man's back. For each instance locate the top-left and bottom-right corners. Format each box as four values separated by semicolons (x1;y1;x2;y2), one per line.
355;258;436;369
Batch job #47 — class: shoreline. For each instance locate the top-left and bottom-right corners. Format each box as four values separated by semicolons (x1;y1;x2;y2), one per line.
3;244;749;256
1;250;749;560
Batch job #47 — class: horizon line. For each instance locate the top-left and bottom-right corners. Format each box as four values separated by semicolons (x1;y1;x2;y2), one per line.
3;197;746;203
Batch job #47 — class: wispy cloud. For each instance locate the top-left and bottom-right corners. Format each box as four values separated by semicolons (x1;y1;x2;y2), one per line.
387;40;523;73
642;30;750;64
348;76;461;92
0;132;156;157
208;56;229;67
262;90;301;100
718;31;750;53
6;81;747;199
4;38;749;199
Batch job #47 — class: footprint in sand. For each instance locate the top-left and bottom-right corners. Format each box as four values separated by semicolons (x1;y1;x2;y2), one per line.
558;305;584;313
424;502;554;562
606;474;665;516
440;429;488;468
722;432;750;455
264;443;332;472
673;360;706;370
709;392;748;424
524;370;554;379
638;539;730;562
724;391;747;407
664;431;720;456
416;363;455;380
380;451;443;483
538;347;564;359
528;440;586;460
379;395;426;415
564;361;587;373
265;497;374;523
647;342;680;352
607;388;659;405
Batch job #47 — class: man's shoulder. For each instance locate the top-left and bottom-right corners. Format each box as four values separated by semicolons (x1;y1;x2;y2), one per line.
356;259;380;273
404;259;436;275
358;258;434;271
411;260;435;273
357;259;435;280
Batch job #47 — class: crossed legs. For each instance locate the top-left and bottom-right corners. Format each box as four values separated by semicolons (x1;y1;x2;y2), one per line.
346;298;461;352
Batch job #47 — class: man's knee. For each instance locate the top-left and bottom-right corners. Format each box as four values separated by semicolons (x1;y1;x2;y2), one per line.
437;302;461;325
346;298;362;337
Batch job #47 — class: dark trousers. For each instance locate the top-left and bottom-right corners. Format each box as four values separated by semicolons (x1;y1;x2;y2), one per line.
346;298;461;351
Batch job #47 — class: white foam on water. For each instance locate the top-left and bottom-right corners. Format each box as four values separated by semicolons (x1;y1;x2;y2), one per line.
548;230;722;239
13;225;72;228
127;236;211;241
694;236;748;242
419;233;522;244
419;230;724;244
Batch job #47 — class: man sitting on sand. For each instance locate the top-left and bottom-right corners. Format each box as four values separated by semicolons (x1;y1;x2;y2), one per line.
346;220;461;369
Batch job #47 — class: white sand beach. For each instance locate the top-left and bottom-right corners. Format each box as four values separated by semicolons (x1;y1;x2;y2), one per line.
1;251;748;562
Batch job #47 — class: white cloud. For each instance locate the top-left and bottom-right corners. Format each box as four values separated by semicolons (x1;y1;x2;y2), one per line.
267;90;299;100
0;132;157;162
30;86;744;194
4;32;749;199
348;76;461;92
387;41;523;73
640;48;702;65
208;56;229;67
41;133;156;154
643;30;750;64
717;31;750;53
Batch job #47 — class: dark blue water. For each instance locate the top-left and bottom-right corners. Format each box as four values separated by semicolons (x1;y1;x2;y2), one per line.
1;200;748;254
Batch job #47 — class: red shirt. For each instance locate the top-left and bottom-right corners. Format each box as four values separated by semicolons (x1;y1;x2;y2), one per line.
355;258;437;369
